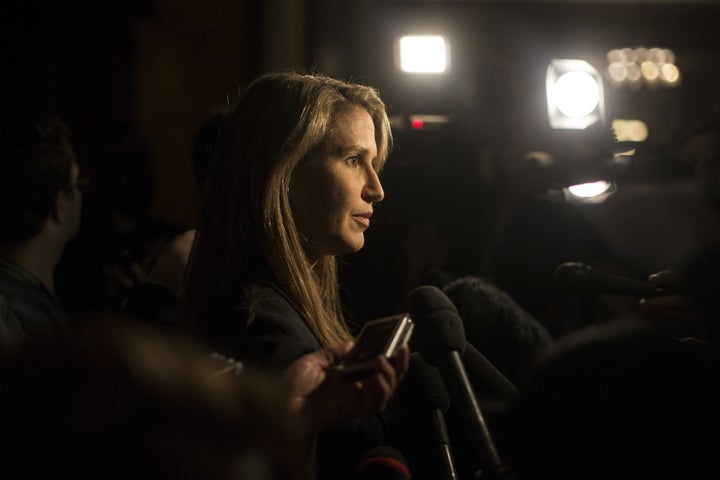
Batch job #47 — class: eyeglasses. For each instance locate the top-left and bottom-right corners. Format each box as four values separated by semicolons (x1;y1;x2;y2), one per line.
64;176;90;194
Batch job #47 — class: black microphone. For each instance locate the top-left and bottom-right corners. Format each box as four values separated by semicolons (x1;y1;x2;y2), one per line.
463;343;520;404
354;446;411;480
405;353;458;480
407;285;509;480
555;262;676;298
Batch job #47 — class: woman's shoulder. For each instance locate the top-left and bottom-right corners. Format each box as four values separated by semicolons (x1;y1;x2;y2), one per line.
241;281;304;325
221;281;322;370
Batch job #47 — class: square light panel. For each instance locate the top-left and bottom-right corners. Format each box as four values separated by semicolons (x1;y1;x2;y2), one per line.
398;35;449;74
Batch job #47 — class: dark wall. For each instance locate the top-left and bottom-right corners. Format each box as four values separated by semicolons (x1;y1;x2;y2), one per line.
3;0;264;225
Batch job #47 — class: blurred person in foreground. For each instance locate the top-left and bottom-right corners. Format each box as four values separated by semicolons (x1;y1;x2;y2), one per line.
0;317;308;480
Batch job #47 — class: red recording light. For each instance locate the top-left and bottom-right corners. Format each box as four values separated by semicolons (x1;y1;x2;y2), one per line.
411;119;424;129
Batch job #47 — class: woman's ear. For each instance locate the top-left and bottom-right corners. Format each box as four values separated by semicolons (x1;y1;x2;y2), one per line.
51;189;68;224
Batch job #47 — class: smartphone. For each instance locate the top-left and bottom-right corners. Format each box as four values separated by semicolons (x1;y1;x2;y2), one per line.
334;313;414;379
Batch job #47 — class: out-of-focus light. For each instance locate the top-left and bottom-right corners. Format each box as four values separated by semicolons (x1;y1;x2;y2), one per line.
641;61;660;81
546;59;605;129
398;35;448;73
626;63;642;82
554;72;600;117
606;46;680;89
524;150;555;168
608;62;628;82
661;63;681;85
408;114;450;131
612;119;648;142
663;48;675;64
564;180;616;204
607;49;623;64
648;47;666;63
568;180;612;198
621;48;636;64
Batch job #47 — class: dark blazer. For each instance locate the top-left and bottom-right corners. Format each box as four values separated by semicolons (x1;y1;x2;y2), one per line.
214;283;386;480
213;283;323;371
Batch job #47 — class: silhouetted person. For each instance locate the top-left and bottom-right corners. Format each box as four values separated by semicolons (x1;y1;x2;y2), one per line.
670;117;720;199
55;123;184;313
506;320;718;480
0;113;84;353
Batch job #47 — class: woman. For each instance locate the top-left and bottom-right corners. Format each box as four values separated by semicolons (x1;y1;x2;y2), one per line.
179;71;408;479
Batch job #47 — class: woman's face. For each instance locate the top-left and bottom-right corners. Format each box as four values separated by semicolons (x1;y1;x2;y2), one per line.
290;106;385;263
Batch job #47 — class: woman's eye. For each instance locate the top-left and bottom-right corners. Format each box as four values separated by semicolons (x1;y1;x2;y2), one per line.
345;155;360;167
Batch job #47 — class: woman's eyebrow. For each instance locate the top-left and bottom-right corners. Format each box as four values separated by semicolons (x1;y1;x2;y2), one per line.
331;144;370;156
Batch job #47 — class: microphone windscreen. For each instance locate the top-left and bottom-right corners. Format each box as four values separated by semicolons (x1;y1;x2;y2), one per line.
406;285;466;363
404;353;451;413
355;446;411;480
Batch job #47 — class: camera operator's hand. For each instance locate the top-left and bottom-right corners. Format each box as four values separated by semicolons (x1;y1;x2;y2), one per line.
284;343;409;433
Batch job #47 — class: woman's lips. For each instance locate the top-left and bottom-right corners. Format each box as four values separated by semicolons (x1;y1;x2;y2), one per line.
353;213;372;228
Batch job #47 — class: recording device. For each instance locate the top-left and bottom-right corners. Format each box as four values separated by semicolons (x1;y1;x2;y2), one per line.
555;262;680;298
334;313;414;379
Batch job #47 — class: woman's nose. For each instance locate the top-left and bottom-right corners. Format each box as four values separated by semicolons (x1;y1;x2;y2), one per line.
363;167;384;203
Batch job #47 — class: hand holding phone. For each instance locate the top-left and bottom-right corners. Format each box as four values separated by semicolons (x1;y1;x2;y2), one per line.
333;313;414;379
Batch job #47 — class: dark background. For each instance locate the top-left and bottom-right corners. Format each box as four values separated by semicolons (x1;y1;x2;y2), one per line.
5;0;720;330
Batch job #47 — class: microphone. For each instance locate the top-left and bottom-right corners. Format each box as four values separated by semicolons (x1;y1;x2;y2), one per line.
407;285;509;480
405;353;458;480
354;446;411;480
463;343;520;404
555;262;675;298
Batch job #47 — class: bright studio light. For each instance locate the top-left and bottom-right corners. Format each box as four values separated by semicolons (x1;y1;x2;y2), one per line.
546;59;605;129
567;180;612;198
564;180;616;204
553;72;600;117
398;35;448;73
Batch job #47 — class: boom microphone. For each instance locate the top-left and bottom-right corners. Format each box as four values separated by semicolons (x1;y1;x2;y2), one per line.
555;262;672;298
407;285;510;480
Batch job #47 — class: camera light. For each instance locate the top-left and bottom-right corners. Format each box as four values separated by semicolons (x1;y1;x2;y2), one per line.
398;35;448;73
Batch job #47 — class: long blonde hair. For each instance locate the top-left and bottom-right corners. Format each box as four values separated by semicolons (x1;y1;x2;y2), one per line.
180;71;393;347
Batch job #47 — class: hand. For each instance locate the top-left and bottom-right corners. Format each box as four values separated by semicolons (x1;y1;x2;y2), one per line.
639;270;690;311
639;270;703;339
284;343;410;433
104;259;148;306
